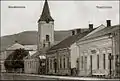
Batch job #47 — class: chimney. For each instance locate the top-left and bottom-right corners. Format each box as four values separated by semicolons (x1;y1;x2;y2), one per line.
106;20;111;27
72;30;75;35
76;29;81;34
89;24;93;31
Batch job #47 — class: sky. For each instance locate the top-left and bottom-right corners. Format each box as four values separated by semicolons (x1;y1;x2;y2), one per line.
1;0;119;36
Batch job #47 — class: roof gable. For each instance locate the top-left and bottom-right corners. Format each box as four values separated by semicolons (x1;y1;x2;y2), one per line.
7;43;25;50
80;24;120;41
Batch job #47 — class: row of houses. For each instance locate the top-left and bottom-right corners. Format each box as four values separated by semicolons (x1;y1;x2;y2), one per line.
1;21;119;77
46;20;120;77
1;0;119;78
22;19;120;77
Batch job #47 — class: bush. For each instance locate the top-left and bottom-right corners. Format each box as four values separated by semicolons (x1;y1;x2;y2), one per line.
4;48;29;71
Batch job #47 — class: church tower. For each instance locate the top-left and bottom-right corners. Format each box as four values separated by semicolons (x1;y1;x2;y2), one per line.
37;0;54;51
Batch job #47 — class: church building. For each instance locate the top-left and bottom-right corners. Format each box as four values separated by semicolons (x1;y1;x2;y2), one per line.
37;0;54;52
24;0;54;74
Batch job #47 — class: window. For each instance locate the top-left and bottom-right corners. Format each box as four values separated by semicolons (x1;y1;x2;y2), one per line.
81;56;83;69
85;56;87;63
50;59;52;69
116;55;119;67
103;54;106;69
91;50;96;54
90;55;92;71
30;61;31;68
28;62;29;68
60;57;62;68
85;56;87;66
63;57;65;68
67;58;69;68
48;42;50;47
46;35;49;41
31;61;32;68
43;43;45;48
76;29;81;34
97;55;99;69
54;59;57;73
72;30;75;35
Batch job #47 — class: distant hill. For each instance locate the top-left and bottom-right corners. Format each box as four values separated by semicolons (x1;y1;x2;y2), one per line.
1;30;71;51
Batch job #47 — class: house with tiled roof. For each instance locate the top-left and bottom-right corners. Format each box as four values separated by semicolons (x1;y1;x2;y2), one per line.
46;24;95;75
77;20;120;77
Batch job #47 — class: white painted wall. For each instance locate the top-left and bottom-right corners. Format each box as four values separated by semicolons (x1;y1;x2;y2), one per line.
70;43;79;68
77;36;113;76
38;21;54;50
24;58;40;74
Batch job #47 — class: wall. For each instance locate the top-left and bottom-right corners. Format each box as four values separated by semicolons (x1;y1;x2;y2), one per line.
38;21;54;50
24;58;40;74
70;43;79;69
0;51;7;72
0;50;14;72
113;29;120;76
47;49;70;75
77;36;113;76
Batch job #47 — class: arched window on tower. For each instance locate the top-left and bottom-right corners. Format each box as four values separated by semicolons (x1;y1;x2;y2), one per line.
46;35;49;41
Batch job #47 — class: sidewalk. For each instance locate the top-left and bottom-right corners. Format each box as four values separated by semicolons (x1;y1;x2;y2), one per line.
2;73;120;80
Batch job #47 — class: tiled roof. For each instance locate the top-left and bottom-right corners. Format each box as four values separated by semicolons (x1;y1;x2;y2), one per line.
30;51;40;58
84;24;105;37
7;43;25;50
38;0;54;22
6;43;37;51
80;24;120;41
48;31;91;51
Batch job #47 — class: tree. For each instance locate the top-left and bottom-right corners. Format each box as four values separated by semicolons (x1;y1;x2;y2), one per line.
4;48;29;72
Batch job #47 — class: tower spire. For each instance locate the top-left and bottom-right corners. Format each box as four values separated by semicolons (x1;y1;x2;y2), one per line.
38;0;54;23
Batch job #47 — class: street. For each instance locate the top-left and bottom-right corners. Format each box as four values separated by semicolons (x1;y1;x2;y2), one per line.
0;73;57;80
0;73;120;81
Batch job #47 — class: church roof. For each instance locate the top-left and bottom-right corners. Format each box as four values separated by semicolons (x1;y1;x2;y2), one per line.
6;42;36;51
7;43;25;51
38;0;54;22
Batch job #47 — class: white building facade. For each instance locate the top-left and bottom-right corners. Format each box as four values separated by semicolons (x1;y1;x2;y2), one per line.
77;22;120;77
